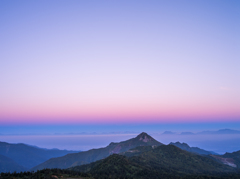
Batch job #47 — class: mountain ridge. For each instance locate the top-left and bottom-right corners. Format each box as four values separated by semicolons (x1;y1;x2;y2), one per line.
0;141;80;170
71;144;236;179
31;132;163;171
0;154;27;173
170;141;218;155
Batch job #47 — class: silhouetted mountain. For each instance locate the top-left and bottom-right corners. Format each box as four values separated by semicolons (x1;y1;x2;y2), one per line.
0;141;80;170
162;131;175;135
170;142;218;155
71;145;235;179
32;132;163;171
0;154;26;173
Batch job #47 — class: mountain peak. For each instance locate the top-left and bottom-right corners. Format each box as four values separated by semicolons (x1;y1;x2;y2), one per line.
32;132;163;171
136;132;153;142
162;131;175;135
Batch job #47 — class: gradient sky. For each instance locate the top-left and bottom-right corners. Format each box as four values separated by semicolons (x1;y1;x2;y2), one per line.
0;0;240;126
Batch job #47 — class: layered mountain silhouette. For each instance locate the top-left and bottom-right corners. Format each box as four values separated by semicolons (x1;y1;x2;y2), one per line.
32;132;162;171
71;145;235;179
1;132;240;176
0;141;79;171
170;142;218;155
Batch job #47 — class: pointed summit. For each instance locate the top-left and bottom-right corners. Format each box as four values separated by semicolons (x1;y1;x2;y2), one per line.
135;132;161;144
136;132;150;137
137;132;148;137
136;132;153;142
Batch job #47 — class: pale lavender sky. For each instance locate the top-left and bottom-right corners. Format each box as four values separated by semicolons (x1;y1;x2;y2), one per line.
0;0;240;125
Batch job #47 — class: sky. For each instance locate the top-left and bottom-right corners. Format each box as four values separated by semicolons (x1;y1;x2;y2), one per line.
0;0;240;134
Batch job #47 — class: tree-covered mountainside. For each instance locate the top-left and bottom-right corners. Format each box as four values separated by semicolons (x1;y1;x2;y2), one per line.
1;166;240;179
211;150;240;168
222;150;240;167
31;132;162;171
71;145;237;179
0;168;91;179
0;154;26;173
0;141;80;170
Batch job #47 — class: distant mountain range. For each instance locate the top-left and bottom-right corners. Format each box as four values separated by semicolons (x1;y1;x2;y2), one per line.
198;129;240;135
0;141;80;172
162;131;176;135
162;129;240;135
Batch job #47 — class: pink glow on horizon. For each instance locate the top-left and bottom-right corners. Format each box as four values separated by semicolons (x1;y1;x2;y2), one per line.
1;100;239;124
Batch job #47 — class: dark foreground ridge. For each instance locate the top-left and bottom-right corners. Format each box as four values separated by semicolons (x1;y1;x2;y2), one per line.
70;144;239;179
